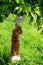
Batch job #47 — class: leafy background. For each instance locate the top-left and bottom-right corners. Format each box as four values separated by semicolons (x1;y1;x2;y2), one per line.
0;0;43;65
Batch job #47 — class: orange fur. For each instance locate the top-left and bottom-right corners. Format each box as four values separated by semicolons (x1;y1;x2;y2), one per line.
10;25;22;62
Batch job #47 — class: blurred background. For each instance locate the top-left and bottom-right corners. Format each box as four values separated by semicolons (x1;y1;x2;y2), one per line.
0;0;43;65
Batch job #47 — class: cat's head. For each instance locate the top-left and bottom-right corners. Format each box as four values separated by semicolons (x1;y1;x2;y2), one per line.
16;25;23;34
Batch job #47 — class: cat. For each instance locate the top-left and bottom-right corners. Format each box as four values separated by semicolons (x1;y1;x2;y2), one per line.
10;25;23;62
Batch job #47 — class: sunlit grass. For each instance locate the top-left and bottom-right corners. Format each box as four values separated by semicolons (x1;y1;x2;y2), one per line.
0;15;43;65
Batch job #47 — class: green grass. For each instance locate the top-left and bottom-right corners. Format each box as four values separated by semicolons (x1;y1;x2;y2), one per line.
0;14;43;65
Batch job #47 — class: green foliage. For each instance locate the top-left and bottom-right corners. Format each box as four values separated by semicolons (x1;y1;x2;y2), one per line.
0;15;43;65
0;0;43;31
38;0;43;5
0;0;43;17
0;15;3;22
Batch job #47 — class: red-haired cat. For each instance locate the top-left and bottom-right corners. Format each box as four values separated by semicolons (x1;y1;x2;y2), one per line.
10;25;23;62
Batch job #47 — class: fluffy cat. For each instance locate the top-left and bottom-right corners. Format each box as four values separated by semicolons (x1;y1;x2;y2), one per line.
10;25;23;62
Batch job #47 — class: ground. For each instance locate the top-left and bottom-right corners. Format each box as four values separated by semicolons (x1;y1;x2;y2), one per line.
0;14;43;65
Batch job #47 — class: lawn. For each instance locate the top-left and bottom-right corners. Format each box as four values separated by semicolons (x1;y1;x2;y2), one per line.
0;14;43;65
